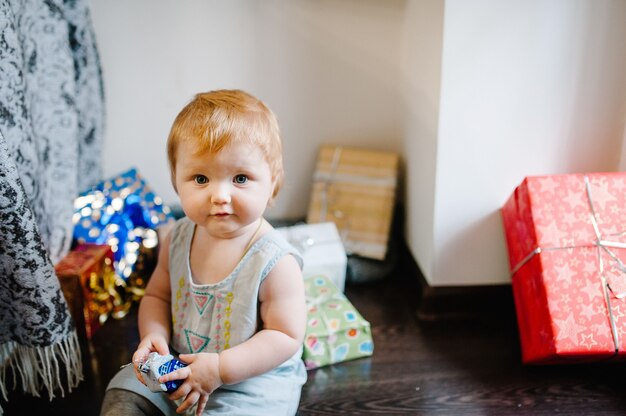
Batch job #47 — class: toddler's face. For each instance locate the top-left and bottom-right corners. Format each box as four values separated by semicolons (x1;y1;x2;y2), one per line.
174;140;274;238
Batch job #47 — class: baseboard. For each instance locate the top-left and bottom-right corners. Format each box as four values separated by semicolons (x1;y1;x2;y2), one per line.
417;281;515;322
405;256;515;322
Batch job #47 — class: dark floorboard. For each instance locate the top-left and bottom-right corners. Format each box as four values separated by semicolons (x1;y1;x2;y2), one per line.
3;267;626;415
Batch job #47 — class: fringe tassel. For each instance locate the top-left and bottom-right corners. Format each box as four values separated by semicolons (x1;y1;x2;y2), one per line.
0;330;83;407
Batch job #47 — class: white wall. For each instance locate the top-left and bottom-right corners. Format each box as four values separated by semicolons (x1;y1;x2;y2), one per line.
91;0;261;213
90;0;406;220
621;117;626;169
90;0;626;287
401;1;444;285
431;0;626;285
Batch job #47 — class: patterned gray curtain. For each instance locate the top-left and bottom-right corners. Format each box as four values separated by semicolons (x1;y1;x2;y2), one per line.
0;0;104;405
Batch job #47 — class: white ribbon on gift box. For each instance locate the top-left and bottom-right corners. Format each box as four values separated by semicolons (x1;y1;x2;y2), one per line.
283;227;339;255
510;175;626;356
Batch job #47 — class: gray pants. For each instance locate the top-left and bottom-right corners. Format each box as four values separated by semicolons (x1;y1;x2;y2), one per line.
100;388;164;416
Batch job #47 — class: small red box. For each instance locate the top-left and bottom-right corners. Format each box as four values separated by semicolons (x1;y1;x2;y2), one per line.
55;243;115;340
501;173;626;364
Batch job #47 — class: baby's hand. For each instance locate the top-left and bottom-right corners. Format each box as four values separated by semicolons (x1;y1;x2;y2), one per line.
132;334;170;384
160;352;223;416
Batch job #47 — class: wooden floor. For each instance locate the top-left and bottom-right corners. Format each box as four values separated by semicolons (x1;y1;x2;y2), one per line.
3;256;626;415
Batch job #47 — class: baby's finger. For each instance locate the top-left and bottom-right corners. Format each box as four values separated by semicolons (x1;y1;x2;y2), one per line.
196;394;209;416
177;353;193;363
159;366;190;384
154;339;170;356
132;347;150;364
167;381;190;402
176;390;200;414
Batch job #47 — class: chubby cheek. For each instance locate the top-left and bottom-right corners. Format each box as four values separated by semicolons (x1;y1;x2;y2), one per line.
179;191;206;218
233;193;268;218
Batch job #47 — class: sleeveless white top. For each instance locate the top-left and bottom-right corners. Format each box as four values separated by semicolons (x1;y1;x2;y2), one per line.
107;217;307;415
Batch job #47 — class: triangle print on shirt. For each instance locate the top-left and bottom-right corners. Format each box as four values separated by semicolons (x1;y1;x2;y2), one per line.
191;289;214;316
185;329;211;353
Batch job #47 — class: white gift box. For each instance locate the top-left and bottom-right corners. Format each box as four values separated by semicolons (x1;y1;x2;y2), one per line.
276;222;348;292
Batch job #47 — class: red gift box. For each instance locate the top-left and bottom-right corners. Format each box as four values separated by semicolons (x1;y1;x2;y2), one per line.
501;173;626;364
55;243;116;340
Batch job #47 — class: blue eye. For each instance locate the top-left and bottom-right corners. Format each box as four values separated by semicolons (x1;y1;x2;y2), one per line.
234;175;248;184
194;175;208;185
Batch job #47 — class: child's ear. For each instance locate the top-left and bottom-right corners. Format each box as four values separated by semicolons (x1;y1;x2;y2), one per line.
267;179;278;206
170;172;178;193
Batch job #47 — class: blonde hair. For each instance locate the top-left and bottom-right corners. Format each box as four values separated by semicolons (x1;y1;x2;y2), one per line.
167;89;284;198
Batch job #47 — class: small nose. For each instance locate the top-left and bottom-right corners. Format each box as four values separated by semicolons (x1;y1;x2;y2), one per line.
210;182;231;204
